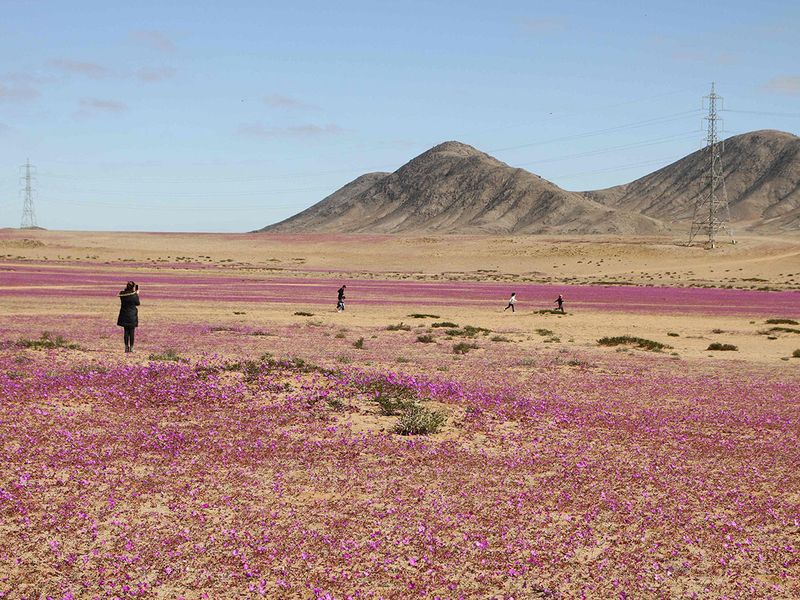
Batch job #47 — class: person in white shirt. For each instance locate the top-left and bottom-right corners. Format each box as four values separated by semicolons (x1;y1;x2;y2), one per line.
504;292;517;312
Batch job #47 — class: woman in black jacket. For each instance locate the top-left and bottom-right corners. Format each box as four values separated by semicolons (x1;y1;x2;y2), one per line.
117;281;140;353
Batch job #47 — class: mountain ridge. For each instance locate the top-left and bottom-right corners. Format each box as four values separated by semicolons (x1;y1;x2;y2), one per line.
259;130;799;234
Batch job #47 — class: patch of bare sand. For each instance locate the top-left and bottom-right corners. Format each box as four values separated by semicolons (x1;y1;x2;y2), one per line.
1;229;799;289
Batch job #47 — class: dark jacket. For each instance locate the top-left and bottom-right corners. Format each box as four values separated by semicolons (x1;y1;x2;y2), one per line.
117;292;140;327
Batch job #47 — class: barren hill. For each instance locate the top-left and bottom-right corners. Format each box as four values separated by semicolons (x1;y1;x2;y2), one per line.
583;130;800;231
261;141;665;235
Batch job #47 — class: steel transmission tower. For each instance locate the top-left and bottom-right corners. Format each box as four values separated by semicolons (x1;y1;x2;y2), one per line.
688;83;734;248
20;159;38;229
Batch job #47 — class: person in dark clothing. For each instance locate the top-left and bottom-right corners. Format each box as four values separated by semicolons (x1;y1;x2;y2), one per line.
117;281;140;353
336;285;346;311
554;294;564;313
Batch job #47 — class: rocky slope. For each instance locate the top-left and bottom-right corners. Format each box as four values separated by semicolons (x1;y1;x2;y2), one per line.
583;130;800;231
261;141;665;235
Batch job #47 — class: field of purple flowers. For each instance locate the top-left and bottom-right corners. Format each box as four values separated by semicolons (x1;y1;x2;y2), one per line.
1;259;799;598
1;317;799;599
2;263;798;315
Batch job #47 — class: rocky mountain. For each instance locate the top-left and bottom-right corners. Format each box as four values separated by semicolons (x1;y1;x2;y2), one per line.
583;130;800;231
259;130;799;234
260;141;665;235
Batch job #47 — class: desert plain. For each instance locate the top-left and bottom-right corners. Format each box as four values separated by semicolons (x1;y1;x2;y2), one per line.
1;228;799;598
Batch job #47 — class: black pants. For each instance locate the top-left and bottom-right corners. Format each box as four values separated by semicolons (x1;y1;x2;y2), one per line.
505;303;515;312
123;326;136;348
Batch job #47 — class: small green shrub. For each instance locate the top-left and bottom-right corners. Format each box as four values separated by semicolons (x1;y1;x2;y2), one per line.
408;313;440;319
394;405;447;435
463;325;491;336
490;335;511;342
353;337;365;349
566;358;588;367
453;341;479;354
597;336;670;351
18;332;81;351
707;343;738;351
240;360;262;381
667;332;680;337
535;328;554;337
148;349;186;362
792;349;800;358
334;332;346;339
766;318;798;325
326;398;345;411
416;334;435;343
377;395;416;416
386;322;411;331
445;325;491;338
431;321;458;328
768;327;800;334
712;328;725;334
294;311;314;316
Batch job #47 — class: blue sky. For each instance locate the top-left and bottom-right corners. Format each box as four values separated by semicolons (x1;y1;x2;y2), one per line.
0;0;797;232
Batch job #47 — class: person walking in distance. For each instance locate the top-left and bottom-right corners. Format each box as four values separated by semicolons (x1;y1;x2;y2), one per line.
117;281;140;353
336;285;347;312
554;294;565;314
504;292;517;312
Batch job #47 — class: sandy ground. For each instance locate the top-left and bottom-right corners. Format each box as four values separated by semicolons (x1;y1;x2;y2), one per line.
1;229;798;598
1;229;798;366
1;229;799;289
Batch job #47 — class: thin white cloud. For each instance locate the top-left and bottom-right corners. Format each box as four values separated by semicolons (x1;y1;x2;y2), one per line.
0;122;11;135
47;58;111;79
237;123;344;138
763;76;800;95
0;82;39;102
4;72;51;85
264;94;320;110
131;30;176;53
77;98;128;116
136;67;177;82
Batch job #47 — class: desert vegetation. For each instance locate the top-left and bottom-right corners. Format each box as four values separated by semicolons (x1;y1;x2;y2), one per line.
0;233;798;598
597;335;670;351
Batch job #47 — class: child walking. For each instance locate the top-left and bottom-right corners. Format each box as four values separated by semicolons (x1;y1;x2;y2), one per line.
504;292;517;312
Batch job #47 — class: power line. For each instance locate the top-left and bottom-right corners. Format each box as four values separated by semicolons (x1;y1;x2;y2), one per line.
513;130;701;167
551;153;688;181
722;109;800;118
489;109;703;153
